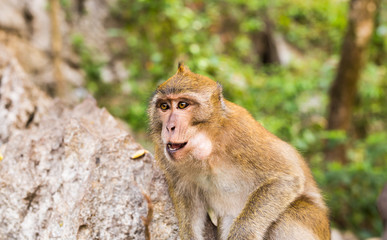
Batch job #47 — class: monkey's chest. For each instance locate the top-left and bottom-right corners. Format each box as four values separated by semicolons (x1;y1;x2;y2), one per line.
197;173;250;220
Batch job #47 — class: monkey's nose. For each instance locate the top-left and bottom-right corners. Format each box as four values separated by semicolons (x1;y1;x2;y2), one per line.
166;125;176;132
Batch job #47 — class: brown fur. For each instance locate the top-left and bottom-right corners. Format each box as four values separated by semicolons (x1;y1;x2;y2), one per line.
149;63;330;240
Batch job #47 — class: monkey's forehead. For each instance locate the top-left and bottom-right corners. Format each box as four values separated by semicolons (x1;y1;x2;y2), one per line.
157;73;218;94
151;88;216;107
152;91;210;102
156;85;203;96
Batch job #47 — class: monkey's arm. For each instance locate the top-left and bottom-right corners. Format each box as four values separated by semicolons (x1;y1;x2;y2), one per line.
227;175;304;239
168;183;208;240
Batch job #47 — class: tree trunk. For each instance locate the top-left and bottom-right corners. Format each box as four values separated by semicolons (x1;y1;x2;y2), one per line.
325;0;379;163
378;184;387;240
49;0;65;98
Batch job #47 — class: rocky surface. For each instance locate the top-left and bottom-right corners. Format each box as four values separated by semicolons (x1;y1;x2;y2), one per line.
0;0;127;97
0;45;178;239
331;229;359;240
0;45;51;145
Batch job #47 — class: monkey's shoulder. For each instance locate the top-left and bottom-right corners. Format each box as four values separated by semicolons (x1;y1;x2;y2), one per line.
221;101;278;143
218;101;307;172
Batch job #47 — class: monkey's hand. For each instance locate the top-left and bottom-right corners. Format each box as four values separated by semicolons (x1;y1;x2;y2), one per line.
227;175;304;240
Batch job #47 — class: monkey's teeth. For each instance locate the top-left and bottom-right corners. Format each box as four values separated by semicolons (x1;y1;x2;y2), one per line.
167;142;187;152
168;144;177;151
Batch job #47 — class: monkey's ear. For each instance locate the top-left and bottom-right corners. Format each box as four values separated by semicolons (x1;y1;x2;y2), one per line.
177;62;190;73
216;82;227;110
216;82;223;95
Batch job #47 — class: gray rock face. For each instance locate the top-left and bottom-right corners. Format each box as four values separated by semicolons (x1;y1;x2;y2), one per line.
0;0;129;95
0;45;51;145
0;46;178;239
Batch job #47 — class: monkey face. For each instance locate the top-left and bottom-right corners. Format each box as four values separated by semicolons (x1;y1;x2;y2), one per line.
148;63;220;163
153;94;213;162
158;96;193;159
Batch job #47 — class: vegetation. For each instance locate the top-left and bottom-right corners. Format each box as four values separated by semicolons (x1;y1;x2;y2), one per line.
71;0;387;238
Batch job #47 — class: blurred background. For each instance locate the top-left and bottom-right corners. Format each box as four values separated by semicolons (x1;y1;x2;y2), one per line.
0;0;386;239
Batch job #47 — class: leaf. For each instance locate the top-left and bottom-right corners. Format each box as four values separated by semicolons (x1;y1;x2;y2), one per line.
131;149;147;160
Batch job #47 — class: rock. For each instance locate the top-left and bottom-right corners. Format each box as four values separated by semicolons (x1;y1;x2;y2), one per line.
0;1;29;36
331;229;359;240
0;44;51;145
331;229;344;240
378;184;387;240
0;0;129;98
0;44;178;239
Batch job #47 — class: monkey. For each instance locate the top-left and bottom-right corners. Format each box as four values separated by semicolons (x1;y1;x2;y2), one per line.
148;63;331;240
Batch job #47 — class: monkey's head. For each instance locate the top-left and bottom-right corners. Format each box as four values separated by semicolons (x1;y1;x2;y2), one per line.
149;63;225;163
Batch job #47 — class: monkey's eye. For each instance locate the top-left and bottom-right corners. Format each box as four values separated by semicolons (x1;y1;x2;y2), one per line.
178;102;189;109
160;103;169;110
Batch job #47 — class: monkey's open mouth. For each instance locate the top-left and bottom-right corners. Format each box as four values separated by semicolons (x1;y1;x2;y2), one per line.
167;142;187;152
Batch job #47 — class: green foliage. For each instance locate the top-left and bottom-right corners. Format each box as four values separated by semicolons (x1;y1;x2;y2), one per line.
315;161;387;239
71;34;104;93
103;0;350;133
281;0;347;51
74;0;387;238
71;34;122;105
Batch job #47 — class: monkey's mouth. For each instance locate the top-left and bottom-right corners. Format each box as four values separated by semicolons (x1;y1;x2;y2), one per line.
167;142;187;153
